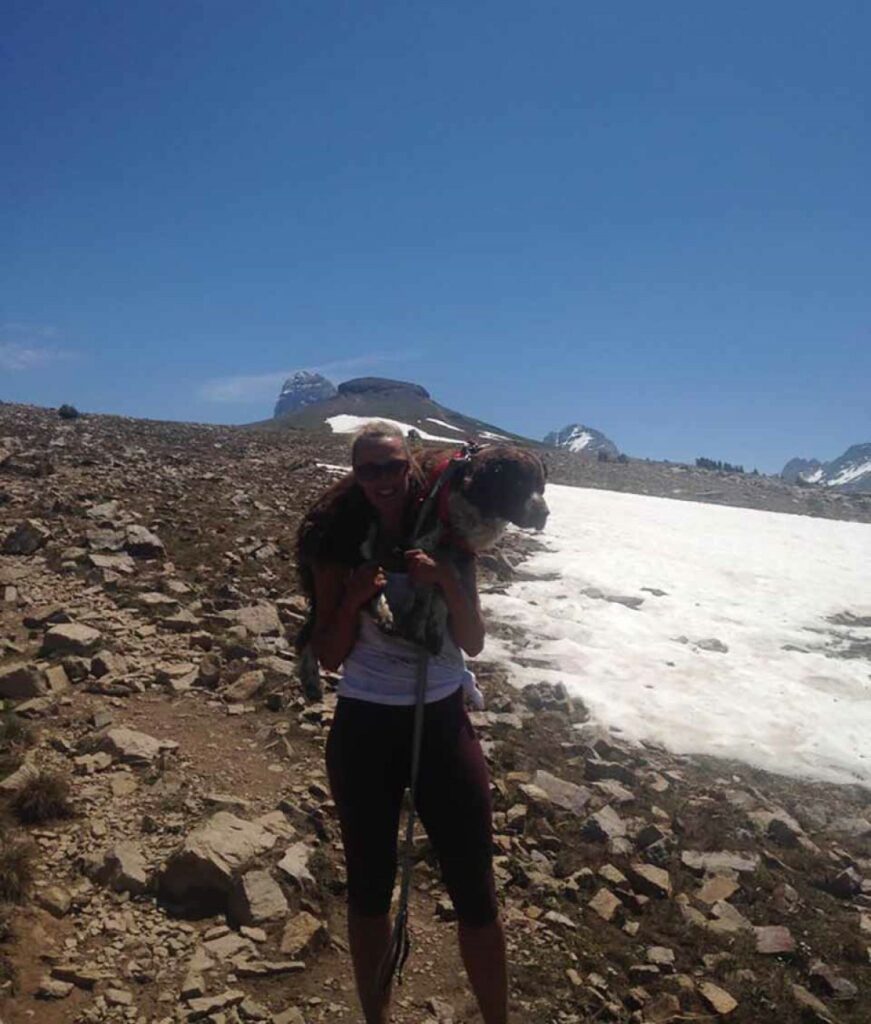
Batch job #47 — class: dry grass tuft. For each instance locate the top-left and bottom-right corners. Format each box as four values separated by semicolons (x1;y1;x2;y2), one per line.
0;836;35;903
10;770;74;825
0;712;34;781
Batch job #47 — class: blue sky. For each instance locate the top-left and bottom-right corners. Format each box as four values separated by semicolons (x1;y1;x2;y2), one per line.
3;1;869;472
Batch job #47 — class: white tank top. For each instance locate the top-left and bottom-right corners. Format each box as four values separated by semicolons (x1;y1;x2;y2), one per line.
339;572;484;707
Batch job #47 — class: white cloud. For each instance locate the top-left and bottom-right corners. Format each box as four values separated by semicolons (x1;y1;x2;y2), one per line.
0;324;74;371
198;351;419;404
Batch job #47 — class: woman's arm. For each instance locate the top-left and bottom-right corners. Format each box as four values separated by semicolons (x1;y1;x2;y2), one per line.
310;561;385;671
406;550;485;657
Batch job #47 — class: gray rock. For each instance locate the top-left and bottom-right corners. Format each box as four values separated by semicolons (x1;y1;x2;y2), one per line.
2;519;51;555
228;869;289;926
223;669;265;704
279;911;328;957
124;524;165;558
627;862;672;898
99;726;178;765
230;603;282;636
681;849;759;876
523;770;592;816
92;842;150;895
159;812;278;902
0;661;47;699
42;623;102;656
582;805;627;842
276;843;316;890
754;925;796;955
186;990;246;1021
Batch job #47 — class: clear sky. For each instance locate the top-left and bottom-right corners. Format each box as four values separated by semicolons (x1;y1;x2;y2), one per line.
3;2;869;472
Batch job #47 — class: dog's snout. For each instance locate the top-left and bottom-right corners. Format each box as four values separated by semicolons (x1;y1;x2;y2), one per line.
518;493;549;531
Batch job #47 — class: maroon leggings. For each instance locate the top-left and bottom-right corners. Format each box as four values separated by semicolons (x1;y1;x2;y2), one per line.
325;686;498;927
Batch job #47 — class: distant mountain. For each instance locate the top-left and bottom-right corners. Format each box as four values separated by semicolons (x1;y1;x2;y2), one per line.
265;376;531;445
543;423;619;458
274;371;338;417
781;444;871;492
781;457;825;485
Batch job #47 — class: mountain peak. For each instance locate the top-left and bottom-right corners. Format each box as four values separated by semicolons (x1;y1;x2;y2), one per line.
274;371;337;418
543;423;619;457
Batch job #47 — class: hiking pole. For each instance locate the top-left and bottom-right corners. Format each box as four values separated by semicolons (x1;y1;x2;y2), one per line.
377;444;478;991
377;632;430;991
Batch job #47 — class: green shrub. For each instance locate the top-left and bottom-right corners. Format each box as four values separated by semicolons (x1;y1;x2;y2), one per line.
57;404;80;420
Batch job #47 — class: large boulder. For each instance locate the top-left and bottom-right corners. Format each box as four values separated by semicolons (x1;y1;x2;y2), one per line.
158;812;278;905
98;726;178;766
0;661;48;699
42;623;102;657
2;519;51;555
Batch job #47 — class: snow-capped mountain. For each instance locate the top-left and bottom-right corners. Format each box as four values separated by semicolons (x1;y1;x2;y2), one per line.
543;423;619;458
273;371;338;418
781;443;871;492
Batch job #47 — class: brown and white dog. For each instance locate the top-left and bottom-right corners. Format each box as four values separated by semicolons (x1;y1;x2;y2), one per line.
295;444;548;696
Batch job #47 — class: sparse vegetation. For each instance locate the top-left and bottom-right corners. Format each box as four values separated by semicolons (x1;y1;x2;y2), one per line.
10;770;74;824
0;836;35;903
57;403;80;420
0;712;34;782
696;456;745;473
0;951;17;995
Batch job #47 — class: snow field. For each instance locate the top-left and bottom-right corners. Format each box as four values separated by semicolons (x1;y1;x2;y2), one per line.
482;484;871;786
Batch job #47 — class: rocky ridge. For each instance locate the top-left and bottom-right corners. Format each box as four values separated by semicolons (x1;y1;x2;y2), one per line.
0;401;869;1024
782;444;871;493
273;374;338;420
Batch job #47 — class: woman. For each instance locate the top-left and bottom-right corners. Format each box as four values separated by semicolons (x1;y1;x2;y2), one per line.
306;421;507;1024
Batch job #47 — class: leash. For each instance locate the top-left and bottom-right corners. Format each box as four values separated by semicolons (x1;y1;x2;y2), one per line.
378;443;478;992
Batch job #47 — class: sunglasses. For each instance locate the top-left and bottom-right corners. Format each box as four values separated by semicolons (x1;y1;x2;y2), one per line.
354;459;410;482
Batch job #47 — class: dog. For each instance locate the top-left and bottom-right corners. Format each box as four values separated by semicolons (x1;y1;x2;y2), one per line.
295;444;548;698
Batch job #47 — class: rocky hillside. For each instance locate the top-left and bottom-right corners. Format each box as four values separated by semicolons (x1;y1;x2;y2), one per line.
265;376;530;445
0;402;869;1024
782;444;871;493
544;424;619;458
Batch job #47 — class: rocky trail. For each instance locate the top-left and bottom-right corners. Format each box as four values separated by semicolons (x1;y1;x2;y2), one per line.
0;403;869;1024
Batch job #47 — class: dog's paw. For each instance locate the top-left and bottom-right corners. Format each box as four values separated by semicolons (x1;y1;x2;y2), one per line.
299;645;323;702
369;593;398;635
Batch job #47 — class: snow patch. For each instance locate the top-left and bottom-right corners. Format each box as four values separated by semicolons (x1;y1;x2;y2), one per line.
483;484;871;786
325;415;460;444
426;418;464;433
826;460;871;488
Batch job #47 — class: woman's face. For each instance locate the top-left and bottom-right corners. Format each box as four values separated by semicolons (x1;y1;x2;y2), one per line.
352;437;411;517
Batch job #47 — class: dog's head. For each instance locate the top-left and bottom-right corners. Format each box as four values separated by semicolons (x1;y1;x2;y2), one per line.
460;446;549;531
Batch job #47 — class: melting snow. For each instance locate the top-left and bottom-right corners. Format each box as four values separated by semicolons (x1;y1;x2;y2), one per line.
324;415;460;443
426;418;464;433
482;484;871;786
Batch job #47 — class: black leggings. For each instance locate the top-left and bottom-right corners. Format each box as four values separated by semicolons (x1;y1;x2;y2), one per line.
325;687;498;927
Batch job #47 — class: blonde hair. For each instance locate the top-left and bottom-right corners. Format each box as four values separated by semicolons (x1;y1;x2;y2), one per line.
351;420;411;463
350;420;424;487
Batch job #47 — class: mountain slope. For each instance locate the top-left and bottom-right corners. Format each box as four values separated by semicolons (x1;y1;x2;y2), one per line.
781;443;871;492
262;376;533;445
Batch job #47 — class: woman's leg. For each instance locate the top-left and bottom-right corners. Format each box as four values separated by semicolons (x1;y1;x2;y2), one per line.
458;918;508;1024
415;690;507;1024
326;698;406;1024
348;909;393;1024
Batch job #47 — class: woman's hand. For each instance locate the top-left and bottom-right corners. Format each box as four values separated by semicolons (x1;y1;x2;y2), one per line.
405;549;450;587
346;563;387;608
